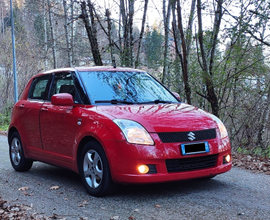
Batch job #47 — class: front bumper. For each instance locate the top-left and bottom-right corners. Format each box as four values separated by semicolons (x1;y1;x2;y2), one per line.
102;135;232;184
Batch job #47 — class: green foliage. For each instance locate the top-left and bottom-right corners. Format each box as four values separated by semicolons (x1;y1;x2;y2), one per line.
0;113;10;131
144;28;163;68
34;15;45;46
237;147;270;158
237;147;251;155
0;102;12;131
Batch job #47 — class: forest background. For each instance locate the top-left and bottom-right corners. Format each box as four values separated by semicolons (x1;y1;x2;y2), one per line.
0;0;270;157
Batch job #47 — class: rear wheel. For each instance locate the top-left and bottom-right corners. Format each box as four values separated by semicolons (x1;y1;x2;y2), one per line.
9;132;33;171
79;141;116;197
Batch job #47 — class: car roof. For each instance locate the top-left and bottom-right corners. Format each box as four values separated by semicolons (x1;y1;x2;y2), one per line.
40;66;143;75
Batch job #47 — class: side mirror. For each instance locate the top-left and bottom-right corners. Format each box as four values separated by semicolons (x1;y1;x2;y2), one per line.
51;93;74;106
172;92;181;100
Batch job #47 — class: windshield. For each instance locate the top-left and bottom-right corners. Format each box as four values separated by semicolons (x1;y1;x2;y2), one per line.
78;71;179;105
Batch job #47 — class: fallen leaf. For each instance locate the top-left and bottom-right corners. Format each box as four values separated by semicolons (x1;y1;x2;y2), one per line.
23;191;34;196
155;204;161;208
134;209;139;212
129;216;135;219
78;200;88;207
50;186;60;190
18;187;29;191
110;216;119;220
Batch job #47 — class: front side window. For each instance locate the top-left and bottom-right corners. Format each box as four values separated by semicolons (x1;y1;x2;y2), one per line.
49;72;85;104
28;75;51;100
78;71;179;105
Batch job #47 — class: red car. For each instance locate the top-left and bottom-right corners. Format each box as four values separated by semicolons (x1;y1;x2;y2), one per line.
8;66;231;196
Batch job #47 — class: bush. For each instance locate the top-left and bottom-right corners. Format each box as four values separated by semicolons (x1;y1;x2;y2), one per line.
0;106;11;131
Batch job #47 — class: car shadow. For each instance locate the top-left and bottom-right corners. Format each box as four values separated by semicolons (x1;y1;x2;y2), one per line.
25;162;82;187
22;162;231;198
114;177;230;198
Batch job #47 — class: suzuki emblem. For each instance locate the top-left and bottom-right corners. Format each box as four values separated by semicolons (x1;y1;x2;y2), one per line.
187;132;196;141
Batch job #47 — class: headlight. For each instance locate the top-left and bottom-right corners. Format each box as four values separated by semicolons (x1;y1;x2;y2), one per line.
113;119;154;145
210;114;228;139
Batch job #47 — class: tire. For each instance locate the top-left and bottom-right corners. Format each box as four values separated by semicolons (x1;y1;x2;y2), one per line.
79;141;116;197
9;132;33;172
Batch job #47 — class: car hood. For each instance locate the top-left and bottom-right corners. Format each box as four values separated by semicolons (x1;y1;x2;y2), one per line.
95;103;217;133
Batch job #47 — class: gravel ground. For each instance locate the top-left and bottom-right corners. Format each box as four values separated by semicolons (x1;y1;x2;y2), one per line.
1;133;270;220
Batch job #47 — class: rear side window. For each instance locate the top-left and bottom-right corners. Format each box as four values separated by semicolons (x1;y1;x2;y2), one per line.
28;75;51;100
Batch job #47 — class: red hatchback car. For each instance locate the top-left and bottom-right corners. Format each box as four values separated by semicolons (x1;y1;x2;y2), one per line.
8;66;231;196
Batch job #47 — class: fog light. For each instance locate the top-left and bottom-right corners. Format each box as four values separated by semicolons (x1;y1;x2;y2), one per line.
223;154;231;164
138;165;149;174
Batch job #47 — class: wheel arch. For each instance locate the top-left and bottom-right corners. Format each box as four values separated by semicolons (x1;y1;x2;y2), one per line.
76;136;102;171
8;127;19;144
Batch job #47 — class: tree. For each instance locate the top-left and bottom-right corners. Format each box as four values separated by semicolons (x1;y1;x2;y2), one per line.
171;0;195;104
63;0;72;67
144;27;163;68
135;0;149;68
47;0;57;68
79;0;103;66
195;0;223;117
161;0;172;86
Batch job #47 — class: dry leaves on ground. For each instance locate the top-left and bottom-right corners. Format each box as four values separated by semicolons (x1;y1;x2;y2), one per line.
232;153;270;175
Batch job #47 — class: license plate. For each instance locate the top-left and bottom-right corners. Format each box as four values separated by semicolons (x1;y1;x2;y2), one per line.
181;142;209;155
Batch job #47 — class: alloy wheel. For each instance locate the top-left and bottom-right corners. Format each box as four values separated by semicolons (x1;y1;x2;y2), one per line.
83;149;103;189
11;137;22;166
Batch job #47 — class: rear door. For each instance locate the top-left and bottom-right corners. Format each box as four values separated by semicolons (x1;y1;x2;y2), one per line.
17;74;52;153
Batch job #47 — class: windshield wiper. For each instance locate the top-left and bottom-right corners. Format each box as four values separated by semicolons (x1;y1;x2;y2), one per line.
95;99;134;105
137;100;173;104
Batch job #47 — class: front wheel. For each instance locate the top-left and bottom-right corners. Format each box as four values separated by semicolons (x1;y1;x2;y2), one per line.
9;132;33;171
79;141;116;197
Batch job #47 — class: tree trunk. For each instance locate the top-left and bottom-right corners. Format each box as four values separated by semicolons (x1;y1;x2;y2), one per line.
135;0;149;68
120;0;129;66
186;0;196;57
105;9;116;67
119;0;134;67
70;0;74;65
43;0;48;70
197;0;219;117
162;0;172;87
79;0;103;66
128;0;134;67
175;0;191;104
63;0;71;67
47;0;57;69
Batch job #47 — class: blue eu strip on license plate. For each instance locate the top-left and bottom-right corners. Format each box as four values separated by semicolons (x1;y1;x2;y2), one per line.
181;142;209;155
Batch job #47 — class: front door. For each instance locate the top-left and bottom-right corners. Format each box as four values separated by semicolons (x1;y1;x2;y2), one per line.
39;72;82;164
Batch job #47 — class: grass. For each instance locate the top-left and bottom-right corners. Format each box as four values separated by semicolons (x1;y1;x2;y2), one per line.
0;113;10;131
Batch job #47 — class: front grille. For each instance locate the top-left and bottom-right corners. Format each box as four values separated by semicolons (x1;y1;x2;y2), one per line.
158;129;216;143
165;154;218;173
